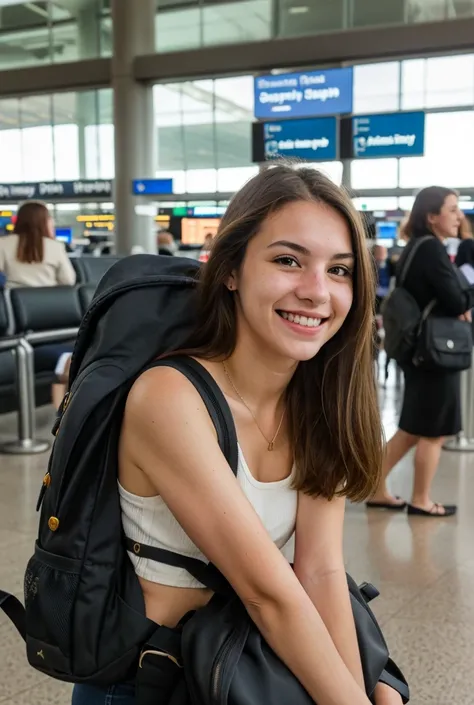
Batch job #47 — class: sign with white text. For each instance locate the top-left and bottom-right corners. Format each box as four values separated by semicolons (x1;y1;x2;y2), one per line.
254;68;353;119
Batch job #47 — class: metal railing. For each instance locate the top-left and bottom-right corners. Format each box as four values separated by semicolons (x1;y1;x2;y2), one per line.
0;327;79;456
443;363;474;453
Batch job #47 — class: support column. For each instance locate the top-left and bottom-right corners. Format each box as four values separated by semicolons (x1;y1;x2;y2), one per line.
76;2;101;179
341;159;351;191
111;0;157;255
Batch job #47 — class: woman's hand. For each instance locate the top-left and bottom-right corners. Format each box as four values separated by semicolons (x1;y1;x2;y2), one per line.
374;682;403;705
459;310;472;322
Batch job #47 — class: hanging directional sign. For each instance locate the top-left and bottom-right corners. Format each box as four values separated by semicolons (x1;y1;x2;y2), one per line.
340;111;426;159
132;179;173;196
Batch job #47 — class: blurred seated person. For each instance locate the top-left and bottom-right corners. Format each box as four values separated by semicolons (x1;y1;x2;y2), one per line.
372;244;390;313
198;232;214;263
0;201;76;288
52;352;72;410
157;231;178;256
0;202;77;406
387;217;409;270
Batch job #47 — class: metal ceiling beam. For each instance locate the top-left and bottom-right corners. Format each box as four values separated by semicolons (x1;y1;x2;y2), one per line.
0;57;110;97
135;16;474;81
0;15;473;97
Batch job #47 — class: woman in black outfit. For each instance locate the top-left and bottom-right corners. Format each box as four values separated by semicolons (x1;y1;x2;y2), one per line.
369;186;474;517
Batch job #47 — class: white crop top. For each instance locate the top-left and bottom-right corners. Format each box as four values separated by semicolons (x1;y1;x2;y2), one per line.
119;445;297;588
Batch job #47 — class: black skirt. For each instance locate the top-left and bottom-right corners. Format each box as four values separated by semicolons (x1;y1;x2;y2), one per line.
399;364;462;438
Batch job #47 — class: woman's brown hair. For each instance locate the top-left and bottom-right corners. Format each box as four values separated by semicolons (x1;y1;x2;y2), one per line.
184;164;382;502
14;201;51;263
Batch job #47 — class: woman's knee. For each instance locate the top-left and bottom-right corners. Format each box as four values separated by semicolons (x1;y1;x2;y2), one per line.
418;436;445;447
398;430;419;448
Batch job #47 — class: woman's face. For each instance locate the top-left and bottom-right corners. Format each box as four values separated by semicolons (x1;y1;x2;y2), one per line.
231;200;355;364
428;194;462;240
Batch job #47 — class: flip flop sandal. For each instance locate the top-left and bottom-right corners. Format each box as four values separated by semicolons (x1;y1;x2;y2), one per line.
366;496;407;511
407;503;457;517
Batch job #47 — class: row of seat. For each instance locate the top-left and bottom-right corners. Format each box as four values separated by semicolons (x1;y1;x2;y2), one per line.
0;256;121;418
70;255;121;286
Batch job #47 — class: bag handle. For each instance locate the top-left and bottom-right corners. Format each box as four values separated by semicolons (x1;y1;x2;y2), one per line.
398;235;432;287
416;298;437;336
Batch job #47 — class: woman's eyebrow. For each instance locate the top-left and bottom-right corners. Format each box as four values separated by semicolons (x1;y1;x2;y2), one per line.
330;253;355;261
267;241;355;262
267;240;311;256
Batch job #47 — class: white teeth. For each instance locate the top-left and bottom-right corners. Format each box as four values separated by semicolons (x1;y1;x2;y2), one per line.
279;311;322;328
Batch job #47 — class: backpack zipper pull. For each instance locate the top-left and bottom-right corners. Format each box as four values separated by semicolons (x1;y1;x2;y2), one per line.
51;392;70;437
36;473;51;512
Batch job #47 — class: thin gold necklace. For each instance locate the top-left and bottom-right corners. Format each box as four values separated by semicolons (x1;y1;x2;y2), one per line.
222;361;285;451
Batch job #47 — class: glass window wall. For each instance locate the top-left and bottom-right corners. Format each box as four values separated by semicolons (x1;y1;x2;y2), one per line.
0;0;110;71
155;0;474;49
0;88;113;183
154;76;259;194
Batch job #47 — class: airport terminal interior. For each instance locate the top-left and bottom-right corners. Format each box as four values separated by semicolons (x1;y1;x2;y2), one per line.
2;0;474;703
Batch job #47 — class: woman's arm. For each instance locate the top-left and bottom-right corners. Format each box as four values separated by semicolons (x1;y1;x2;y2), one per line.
293;494;404;705
293;491;364;690
123;366;371;705
424;238;474;315
55;245;76;286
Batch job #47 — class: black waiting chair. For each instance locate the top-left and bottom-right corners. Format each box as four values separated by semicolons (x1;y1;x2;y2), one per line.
71;256;121;286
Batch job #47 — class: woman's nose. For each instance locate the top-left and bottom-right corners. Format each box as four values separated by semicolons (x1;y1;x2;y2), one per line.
295;269;329;304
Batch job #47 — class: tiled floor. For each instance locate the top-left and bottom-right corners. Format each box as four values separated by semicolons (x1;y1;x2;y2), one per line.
1;368;474;704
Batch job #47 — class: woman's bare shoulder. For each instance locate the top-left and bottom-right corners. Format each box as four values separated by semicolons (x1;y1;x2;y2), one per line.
124;363;217;439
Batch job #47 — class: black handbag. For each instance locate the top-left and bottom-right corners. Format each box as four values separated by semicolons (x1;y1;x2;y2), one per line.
413;300;472;371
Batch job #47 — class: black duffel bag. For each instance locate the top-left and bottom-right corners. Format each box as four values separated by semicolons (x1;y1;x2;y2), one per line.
178;572;409;705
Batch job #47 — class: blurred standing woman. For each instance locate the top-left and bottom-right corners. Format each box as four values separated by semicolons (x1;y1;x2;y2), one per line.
455;214;474;269
0;201;76;288
369;187;474;517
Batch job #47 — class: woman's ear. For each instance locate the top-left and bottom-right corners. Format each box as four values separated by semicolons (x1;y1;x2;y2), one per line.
226;273;237;291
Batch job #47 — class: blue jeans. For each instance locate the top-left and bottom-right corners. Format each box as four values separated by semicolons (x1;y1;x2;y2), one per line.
72;683;135;705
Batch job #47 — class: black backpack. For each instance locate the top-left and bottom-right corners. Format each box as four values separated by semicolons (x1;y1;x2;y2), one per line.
0;254;409;702
0;254;234;684
383;236;432;364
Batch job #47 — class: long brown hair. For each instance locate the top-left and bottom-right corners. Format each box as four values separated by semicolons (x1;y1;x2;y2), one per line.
184;165;382;501
14;201;51;263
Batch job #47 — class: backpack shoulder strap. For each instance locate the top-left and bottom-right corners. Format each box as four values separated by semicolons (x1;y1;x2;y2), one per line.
0;589;26;641
398;235;432;286
146;356;239;476
128;355;239;594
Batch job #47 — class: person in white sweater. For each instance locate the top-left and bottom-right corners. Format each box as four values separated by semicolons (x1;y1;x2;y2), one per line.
0;201;76;289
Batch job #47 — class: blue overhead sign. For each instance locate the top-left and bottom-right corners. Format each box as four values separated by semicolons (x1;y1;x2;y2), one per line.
352;111;425;159
0;180;112;202
132;179;173;196
254;68;353;119
257;118;337;162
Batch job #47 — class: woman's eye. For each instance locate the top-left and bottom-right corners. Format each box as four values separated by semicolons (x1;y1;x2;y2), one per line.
329;265;352;278
274;255;300;268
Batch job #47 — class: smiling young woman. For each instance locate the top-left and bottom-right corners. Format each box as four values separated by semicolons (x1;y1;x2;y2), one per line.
72;165;399;705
